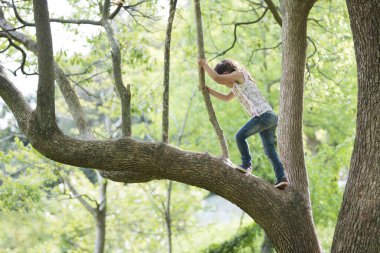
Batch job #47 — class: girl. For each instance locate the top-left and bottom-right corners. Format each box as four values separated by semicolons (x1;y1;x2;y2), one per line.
197;58;289;190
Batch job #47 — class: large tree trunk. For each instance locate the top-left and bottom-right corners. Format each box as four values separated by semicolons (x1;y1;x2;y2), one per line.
278;0;321;251
331;1;380;252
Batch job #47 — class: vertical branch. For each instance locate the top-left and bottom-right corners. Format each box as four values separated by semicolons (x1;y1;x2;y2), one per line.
193;0;229;158
101;0;130;137
125;84;132;137
95;178;107;253
162;0;178;143
33;0;55;130
278;0;316;197
162;1;178;252
162;2;177;251
165;180;173;253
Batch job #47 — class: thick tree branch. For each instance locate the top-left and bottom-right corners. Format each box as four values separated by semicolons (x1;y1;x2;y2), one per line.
0;66;33;130
194;0;229;158
33;0;56;130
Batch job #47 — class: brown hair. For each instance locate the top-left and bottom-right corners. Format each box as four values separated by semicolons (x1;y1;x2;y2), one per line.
214;59;239;74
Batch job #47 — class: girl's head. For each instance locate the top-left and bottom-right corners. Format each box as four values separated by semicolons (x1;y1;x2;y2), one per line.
214;59;239;74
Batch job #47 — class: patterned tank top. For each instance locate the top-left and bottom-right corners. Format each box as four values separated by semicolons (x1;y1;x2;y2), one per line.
232;71;272;117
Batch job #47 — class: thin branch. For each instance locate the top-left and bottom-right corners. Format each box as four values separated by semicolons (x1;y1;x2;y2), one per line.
125;84;131;137
6;38;38;76
11;0;34;26
263;0;282;26
248;41;282;63
210;7;269;61
50;18;101;26
73;70;109;86
124;9;154;32
194;0;229;158
73;83;102;100
62;174;97;217
65;60;105;77
101;0;130;137
176;88;196;146
307;36;317;58
162;0;177;143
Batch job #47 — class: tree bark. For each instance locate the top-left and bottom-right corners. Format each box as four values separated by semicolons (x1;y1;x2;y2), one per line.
101;0;130;137
193;0;229;158
278;0;322;251
162;0;177;144
331;1;380;252
33;0;56;130
95;179;107;253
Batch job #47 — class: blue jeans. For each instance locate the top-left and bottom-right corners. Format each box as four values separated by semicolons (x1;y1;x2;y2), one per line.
235;110;285;181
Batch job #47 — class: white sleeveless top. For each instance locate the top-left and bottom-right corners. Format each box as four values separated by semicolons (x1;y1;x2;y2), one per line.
232;71;272;117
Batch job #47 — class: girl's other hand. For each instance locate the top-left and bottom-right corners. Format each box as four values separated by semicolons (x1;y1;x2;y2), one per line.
197;58;206;68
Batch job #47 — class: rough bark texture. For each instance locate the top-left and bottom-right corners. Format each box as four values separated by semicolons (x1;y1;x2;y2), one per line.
162;2;177;252
162;0;177;144
102;0;130;137
95;180;107;253
279;0;314;197
193;0;229;158
278;0;322;251
33;0;56;130
331;1;380;252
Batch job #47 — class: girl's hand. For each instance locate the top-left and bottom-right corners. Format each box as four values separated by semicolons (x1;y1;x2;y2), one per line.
197;58;206;68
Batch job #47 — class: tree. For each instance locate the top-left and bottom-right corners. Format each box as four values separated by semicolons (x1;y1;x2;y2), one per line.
331;1;380;252
0;0;378;252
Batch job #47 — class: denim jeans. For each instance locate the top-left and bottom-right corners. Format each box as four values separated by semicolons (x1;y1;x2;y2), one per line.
235;110;285;181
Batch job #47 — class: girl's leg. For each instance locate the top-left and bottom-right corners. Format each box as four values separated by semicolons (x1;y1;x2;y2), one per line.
236;116;267;167
259;127;286;181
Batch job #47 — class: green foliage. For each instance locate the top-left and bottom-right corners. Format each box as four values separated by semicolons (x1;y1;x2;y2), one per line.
203;224;263;253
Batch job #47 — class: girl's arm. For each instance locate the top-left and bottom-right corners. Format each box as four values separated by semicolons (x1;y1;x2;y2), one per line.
197;59;244;86
207;86;234;102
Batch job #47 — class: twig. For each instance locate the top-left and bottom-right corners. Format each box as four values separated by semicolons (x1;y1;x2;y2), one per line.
209;7;269;61
248;41;282;63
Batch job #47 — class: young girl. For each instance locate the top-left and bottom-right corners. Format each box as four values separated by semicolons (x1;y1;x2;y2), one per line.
197;58;289;190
